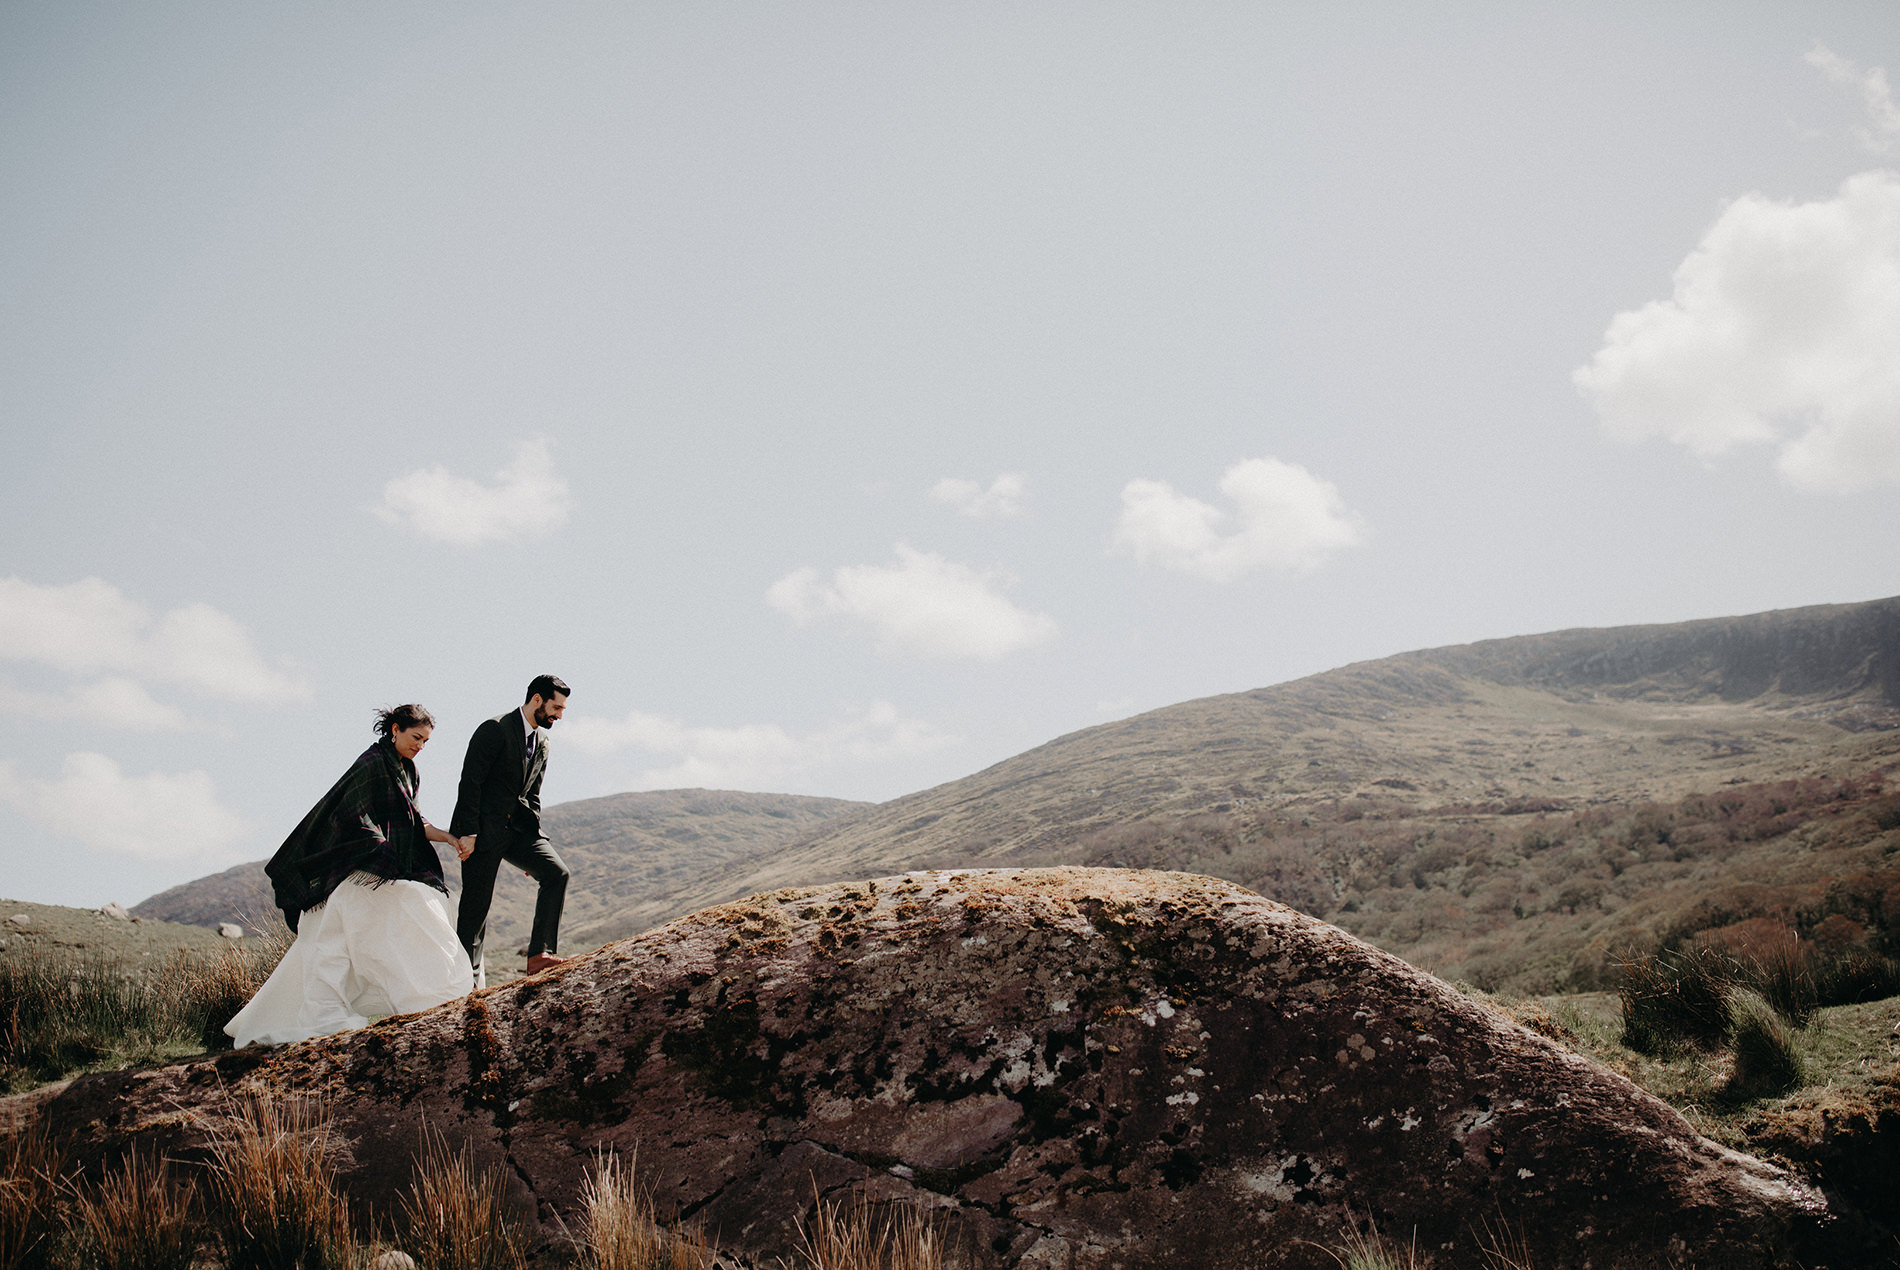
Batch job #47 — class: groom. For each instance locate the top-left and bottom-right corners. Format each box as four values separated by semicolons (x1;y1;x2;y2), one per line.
451;674;572;980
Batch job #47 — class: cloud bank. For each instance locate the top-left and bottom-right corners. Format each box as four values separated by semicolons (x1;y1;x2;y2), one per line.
1111;457;1368;582
0;576;308;705
767;544;1057;659
378;438;571;545
1573;171;1900;492
930;472;1027;519
561;700;952;792
0;752;252;863
1806;44;1900;154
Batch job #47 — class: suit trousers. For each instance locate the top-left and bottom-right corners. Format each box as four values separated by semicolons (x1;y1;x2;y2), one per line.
456;833;569;972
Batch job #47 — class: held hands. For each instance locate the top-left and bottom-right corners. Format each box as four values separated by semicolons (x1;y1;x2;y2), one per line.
455;834;476;861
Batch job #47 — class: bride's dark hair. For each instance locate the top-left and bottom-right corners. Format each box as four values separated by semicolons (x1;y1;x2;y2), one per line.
374;703;437;737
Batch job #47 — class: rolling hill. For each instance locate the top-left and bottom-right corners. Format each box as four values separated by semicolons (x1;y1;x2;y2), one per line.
561;596;1900;989
145;596;1900;991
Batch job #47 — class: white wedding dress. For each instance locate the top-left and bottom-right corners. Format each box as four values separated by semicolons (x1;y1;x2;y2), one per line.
225;872;474;1048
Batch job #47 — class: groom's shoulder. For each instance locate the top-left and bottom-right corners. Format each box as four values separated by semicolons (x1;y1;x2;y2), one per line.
462;712;511;744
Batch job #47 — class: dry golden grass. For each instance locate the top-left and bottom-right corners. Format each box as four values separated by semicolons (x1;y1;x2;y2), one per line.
206;1094;356;1270
1475;1216;1537;1270
0;1125;64;1270
795;1191;949;1270
60;1149;201;1270
163;935;291;1048
1312;1218;1427;1270
397;1125;530;1270
575;1150;714;1270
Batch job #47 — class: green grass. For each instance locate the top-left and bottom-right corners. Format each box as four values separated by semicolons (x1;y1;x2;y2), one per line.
0;939;288;1092
1496;989;1899;1153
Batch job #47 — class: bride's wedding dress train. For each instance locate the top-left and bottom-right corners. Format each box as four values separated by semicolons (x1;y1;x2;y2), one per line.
225;872;474;1048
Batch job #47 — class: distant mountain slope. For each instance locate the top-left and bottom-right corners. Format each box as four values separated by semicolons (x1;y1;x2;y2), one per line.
142;598;1900;993
570;596;1900;964
134;789;868;959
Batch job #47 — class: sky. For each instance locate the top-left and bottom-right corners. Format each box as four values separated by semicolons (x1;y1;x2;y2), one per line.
3;2;1898;909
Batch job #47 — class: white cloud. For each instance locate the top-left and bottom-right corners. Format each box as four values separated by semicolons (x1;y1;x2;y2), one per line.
561;700;953;792
930;472;1027;519
1111;457;1368;582
0;576;308;704
0;752;252;863
1573;171;1900;493
767;544;1058;659
1806;44;1900;154
377;438;570;546
0;676;196;731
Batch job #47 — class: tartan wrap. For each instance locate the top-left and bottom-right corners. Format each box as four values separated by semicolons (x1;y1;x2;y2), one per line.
265;738;448;926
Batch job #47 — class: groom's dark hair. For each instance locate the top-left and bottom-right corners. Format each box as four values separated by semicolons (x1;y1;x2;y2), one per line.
525;674;570;703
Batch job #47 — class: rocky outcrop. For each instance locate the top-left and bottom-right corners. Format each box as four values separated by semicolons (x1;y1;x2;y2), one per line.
3;869;1867;1267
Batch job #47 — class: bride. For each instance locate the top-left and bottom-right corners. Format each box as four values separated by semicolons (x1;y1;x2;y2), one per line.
226;704;475;1048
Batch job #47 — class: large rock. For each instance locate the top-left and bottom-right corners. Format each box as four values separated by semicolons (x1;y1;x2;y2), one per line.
0;869;1865;1266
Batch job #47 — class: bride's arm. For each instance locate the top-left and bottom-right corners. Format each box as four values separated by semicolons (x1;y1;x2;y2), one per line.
424;819;476;861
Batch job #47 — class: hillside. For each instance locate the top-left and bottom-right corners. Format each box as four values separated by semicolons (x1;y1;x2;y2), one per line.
134;788;866;962
141;597;1900;992
563;597;1900;988
0;896;238;962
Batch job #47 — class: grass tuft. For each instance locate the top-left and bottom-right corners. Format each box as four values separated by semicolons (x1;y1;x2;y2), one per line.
795;1190;949;1270
1617;945;1736;1054
1314;1218;1426;1270
206;1095;356;1270
166;940;290;1051
1476;1214;1536;1269
1808;948;1900;1009
575;1150;714;1270
0;1124;65;1270
60;1150;202;1270
1725;991;1805;1098
397;1125;531;1270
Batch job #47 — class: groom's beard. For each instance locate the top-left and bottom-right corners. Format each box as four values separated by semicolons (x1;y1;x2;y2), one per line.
533;706;558;728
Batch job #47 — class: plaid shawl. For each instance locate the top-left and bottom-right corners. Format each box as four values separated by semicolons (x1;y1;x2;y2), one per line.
266;738;448;930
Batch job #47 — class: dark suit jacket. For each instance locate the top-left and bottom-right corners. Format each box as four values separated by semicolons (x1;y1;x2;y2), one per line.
449;710;549;846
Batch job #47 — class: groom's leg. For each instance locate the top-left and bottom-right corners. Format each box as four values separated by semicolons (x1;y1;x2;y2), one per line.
504;836;570;957
457;847;505;974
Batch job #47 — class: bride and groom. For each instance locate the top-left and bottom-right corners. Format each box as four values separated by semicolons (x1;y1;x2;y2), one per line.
226;675;573;1048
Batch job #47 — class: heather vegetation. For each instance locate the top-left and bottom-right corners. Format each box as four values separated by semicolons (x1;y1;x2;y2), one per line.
1078;773;1900;996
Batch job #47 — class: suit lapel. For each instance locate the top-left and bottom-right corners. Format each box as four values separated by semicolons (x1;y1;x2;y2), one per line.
500;712;527;787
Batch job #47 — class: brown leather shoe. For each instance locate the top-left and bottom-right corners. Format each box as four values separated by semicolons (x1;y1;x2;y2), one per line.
526;952;570;974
